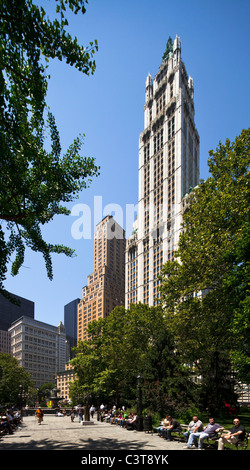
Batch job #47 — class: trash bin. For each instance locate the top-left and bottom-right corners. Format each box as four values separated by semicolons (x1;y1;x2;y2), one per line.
136;416;144;431
144;415;152;433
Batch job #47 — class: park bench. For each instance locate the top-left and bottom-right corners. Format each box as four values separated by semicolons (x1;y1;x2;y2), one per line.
154;422;188;441
172;424;188;441
206;430;250;450
234;431;249;450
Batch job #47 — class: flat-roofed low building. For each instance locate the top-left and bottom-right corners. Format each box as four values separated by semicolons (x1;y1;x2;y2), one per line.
55;362;77;402
8;316;66;388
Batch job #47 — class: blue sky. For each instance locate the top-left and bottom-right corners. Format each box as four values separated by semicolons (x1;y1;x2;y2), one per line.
4;0;250;326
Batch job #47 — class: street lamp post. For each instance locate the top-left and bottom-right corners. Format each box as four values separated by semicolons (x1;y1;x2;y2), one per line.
18;384;23;417
97;388;101;421
136;374;143;431
0;366;2;409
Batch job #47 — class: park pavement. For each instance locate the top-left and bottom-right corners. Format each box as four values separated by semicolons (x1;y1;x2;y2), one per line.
1;415;236;466
0;413;186;451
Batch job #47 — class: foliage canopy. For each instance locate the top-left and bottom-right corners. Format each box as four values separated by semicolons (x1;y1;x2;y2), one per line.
0;0;99;297
70;304;197;415
160;129;250;390
0;353;36;406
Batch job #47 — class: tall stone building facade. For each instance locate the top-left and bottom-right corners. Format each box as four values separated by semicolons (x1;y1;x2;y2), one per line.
126;36;200;307
77;215;125;341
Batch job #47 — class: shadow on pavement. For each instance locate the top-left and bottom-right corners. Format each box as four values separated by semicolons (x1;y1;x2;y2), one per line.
0;435;151;450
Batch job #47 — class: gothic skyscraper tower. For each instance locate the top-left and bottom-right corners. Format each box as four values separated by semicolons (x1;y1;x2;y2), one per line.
125;36;200;307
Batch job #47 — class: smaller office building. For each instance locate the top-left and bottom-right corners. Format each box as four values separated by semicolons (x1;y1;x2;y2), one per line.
9;316;66;388
55;362;77;402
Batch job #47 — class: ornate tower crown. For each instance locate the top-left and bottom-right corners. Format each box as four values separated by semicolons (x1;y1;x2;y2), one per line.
162;36;173;62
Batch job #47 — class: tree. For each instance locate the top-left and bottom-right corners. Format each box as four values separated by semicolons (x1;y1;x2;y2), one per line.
0;0;99;297
142;326;198;417
160;129;250;409
70;303;196;412
0;353;35;406
71;304;153;406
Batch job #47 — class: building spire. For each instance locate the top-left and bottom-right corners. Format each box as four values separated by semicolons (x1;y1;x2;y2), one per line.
162;36;173;62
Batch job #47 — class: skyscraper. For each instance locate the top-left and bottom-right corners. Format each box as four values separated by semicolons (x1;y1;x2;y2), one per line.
64;298;80;360
0;292;34;331
125;36;200;307
77;215;125;341
0;292;35;354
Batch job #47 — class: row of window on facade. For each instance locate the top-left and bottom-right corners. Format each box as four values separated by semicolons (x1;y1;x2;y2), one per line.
144;118;175;165
147;77;174;121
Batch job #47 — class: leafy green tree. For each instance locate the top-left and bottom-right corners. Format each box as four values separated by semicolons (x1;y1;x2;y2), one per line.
0;0;99;297
71;305;151;406
0;353;35;406
70;304;196;412
142;327;198;417
160;129;250;410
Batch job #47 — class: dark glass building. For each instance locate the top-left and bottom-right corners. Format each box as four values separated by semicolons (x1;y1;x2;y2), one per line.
64;298;80;360
0;292;34;331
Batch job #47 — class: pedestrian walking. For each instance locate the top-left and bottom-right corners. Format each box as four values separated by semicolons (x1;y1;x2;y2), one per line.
35;407;44;425
70;408;75;422
90;405;95;418
77;405;83;423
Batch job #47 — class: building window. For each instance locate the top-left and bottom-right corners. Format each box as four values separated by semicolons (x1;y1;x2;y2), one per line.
154;128;163;154
156;91;165;115
168;117;175;140
144;143;150;164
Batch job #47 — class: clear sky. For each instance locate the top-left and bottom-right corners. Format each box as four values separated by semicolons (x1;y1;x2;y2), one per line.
4;0;250;326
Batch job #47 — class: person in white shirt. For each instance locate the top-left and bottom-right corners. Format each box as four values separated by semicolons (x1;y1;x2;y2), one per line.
183;415;203;443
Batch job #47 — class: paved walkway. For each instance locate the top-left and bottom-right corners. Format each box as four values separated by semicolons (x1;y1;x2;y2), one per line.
0;414;186;451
